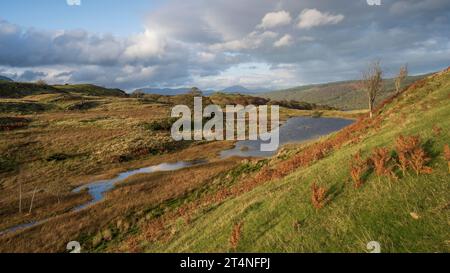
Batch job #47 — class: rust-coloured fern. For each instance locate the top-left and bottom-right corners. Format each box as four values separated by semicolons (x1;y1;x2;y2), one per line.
444;144;450;173
432;125;442;136
395;135;432;176
230;222;243;251
370;147;396;179
350;151;370;188
410;148;433;175
311;182;328;209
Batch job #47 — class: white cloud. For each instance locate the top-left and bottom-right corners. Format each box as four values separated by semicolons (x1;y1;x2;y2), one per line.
210;31;278;52
123;29;166;60
197;52;216;63
258;10;292;29
297;9;344;29
193;62;301;90
1;0;450;90
66;0;81;6
274;34;293;48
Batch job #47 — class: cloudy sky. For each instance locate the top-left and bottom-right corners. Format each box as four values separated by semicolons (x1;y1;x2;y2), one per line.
0;0;449;91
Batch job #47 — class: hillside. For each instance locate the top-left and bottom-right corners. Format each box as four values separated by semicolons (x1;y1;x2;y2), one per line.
222;85;252;93
0;76;13;82
133;85;268;96
136;92;336;111
0;82;127;99
53;84;127;97
209;92;269;106
101;68;449;253
134;87;192;96
261;74;429;110
0;69;447;253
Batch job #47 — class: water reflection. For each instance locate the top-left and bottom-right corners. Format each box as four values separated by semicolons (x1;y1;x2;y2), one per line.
220;117;354;158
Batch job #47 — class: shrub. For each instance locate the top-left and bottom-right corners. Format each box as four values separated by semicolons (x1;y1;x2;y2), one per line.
66;101;99;111
36;79;48;86
350;151;370;188
370;147;396;179
144;118;178;131
432;125;442;136
395;135;432;176
46;153;69;162
311;182;328;209
230;222;243;251
311;111;323;118
410;147;433;175
0;156;16;173
0;117;30;131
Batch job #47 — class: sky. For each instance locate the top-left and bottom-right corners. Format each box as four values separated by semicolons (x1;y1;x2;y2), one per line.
0;0;449;91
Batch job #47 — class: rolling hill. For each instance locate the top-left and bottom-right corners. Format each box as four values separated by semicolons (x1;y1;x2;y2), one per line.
103;67;449;253
0;82;127;98
0;76;13;82
261;74;429;110
133;87;193;96
134;85;268;96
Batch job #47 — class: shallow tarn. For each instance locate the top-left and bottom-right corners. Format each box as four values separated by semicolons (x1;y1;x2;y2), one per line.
220;116;354;158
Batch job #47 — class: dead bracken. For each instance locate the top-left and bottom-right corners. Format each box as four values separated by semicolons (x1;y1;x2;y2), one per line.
350;151;370;188
311;182;328;209
395;135;432;176
230;222;243;251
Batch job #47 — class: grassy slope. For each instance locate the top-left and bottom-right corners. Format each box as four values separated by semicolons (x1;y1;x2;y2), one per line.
53;84;127;97
261;75;428;110
132;69;449;253
0;82;127;98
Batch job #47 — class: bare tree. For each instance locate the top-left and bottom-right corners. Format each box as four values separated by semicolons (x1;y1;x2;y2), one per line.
29;187;38;214
18;181;22;213
36;79;47;86
395;64;408;95
361;61;383;118
188;87;203;97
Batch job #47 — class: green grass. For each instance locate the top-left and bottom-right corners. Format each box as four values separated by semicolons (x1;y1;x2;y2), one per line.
0;101;53;114
53;84;127;97
131;71;449;253
0;82;127;99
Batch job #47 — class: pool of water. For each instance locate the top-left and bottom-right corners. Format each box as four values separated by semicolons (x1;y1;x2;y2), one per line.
72;160;207;211
220;117;354;158
0;221;39;236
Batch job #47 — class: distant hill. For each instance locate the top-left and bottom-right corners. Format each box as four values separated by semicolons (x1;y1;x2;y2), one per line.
134;85;268;96
53;84;127;98
0;82;127;98
222;85;255;94
222;85;269;94
261;74;430;110
208;92;334;110
209;92;269;106
134;87;192;96
0;76;13;82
